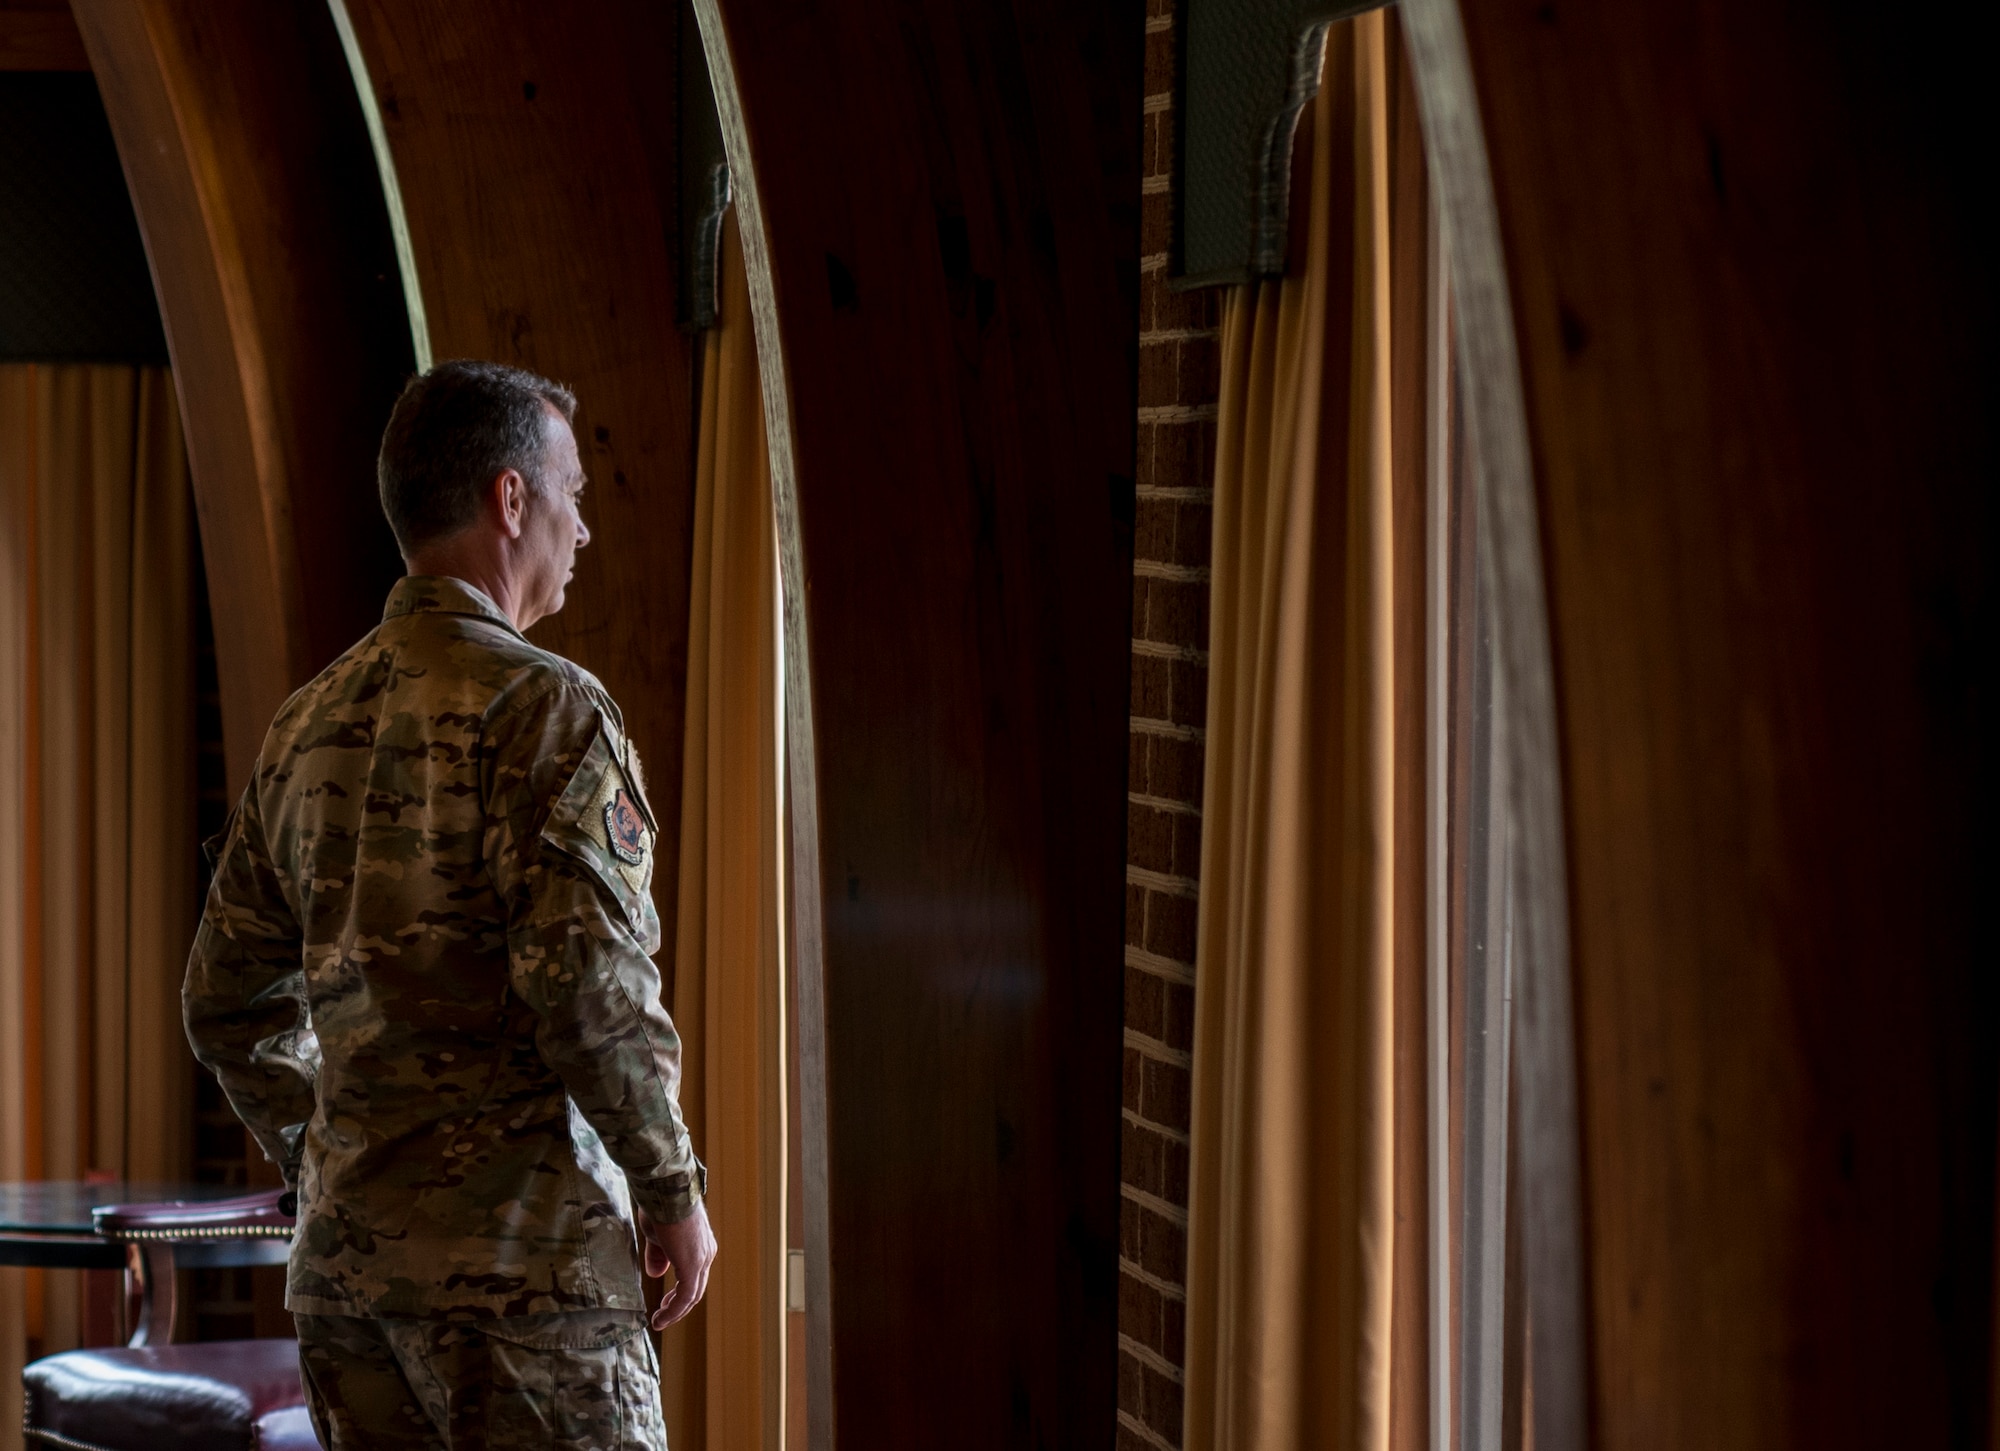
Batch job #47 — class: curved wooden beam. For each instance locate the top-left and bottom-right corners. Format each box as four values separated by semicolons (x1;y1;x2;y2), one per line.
332;0;696;931
1407;0;1996;1444
72;0;411;786
697;0;1139;1443
1397;4;1586;1446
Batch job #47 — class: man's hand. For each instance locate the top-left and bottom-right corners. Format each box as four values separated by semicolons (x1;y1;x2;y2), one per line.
640;1199;717;1330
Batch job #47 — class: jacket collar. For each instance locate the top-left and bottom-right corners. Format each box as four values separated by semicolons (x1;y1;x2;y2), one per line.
381;576;525;638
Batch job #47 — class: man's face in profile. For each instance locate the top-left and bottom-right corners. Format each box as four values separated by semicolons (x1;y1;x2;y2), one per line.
519;404;591;624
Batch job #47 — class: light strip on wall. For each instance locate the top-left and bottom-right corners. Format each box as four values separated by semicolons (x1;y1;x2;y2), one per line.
1424;203;1453;1451
325;0;431;373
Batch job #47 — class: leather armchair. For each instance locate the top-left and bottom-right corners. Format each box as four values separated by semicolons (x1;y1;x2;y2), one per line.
24;1339;317;1451
94;1187;297;1347
22;1188;314;1451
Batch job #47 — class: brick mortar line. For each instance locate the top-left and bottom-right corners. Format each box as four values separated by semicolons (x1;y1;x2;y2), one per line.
1119;1333;1186;1384
1125;1108;1193;1153
1124;1182;1191;1226
1128;790;1200;817
1141;252;1169;272
1144;93;1173;114
1130;714;1205;742
1126;1112;1193;1154
1141;176;1169;195
1138;333;1220;350
1127;945;1197;985
1124;1030;1194;1073
1121;1256;1190;1302
1124;1114;1195;1153
1144;16;1173;33
1135;483;1215;501
1131;638;1208;664
1137;403;1218;424
1129;863;1199;899
1116;1409;1182;1451
1135;561;1212;585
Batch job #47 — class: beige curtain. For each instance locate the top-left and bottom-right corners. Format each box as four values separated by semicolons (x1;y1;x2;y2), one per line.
1184;13;1432;1451
660;211;789;1451
0;364;199;1450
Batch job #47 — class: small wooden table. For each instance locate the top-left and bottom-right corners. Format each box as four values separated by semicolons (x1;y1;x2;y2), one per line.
0;1181;292;1343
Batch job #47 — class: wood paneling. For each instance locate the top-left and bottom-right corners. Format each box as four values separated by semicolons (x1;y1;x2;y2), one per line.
698;0;1140;1443
1385;22;1432;1449
71;0;411;786
333;0;696;937
1;3;87;72
1413;2;1996;1445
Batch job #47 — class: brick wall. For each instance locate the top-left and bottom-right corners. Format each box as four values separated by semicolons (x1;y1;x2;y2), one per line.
1119;3;1221;1446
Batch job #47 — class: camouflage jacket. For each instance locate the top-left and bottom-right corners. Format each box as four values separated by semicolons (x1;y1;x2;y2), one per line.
184;575;703;1318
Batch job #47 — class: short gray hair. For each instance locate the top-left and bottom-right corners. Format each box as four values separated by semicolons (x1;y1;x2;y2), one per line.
377;359;577;554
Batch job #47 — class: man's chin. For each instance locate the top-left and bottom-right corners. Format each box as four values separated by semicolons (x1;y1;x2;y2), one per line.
521;588;565;631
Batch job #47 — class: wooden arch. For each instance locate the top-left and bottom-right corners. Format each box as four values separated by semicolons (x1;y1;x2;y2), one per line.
75;2;1138;1445
65;0;1992;1445
72;0;411;787
327;0;699;936
1402;0;1995;1445
696;0;1139;1444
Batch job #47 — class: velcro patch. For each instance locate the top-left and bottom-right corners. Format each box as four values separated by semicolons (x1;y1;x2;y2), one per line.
605;789;647;866
543;724;657;931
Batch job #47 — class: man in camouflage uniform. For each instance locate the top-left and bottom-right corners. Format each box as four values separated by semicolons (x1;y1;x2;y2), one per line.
185;360;714;1449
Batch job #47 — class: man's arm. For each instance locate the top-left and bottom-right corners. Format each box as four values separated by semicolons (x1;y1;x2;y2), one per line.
485;681;707;1229
183;788;317;1185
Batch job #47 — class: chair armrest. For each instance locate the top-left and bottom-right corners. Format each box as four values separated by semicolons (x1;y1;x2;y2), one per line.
94;1188;296;1242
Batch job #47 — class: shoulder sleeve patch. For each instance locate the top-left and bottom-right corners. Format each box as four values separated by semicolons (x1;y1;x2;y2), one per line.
541;722;657;934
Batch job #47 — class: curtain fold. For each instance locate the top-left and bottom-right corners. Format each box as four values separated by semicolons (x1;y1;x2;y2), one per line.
660;210;788;1451
1183;14;1431;1451
0;364;198;1451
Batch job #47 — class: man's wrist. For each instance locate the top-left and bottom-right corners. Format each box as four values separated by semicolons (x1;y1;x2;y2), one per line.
632;1160;708;1225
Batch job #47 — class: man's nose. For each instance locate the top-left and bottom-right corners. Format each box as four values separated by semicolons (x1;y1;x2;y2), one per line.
576;518;592;549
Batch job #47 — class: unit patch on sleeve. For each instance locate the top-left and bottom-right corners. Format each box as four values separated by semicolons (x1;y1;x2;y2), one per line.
605;789;648;866
544;724;656;919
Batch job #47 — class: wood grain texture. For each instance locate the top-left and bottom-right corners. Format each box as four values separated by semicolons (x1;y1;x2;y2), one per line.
698;0;1140;1443
1384;20;1431;1449
71;0;411;786
1435;3;1996;1446
0;6;87;71
334;0;696;941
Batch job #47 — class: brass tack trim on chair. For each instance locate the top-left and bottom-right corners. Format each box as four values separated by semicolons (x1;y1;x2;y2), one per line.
25;1421;124;1451
108;1225;293;1242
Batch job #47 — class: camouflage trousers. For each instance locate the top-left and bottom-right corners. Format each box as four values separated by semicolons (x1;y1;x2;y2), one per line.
297;1309;667;1450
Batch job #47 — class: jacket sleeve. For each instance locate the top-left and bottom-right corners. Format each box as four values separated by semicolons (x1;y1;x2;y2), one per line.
484;680;705;1225
183;787;318;1187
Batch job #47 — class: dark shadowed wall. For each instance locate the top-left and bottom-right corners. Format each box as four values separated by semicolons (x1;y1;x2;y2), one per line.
1416;1;1998;1445
699;0;1141;1444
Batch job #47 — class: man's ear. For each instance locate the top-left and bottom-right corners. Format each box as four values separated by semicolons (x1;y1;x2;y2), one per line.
494;468;528;540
